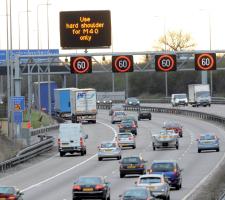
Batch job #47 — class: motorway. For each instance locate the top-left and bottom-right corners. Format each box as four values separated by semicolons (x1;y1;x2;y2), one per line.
0;109;225;200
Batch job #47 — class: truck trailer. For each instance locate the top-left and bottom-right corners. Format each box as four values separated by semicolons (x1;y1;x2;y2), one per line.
33;81;57;114
188;84;211;107
70;88;97;123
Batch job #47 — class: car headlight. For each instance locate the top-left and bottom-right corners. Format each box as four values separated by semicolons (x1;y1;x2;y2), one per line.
129;102;132;104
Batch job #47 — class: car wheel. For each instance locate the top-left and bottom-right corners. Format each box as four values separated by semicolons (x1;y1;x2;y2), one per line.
107;194;111;200
117;156;121;160
153;144;156;151
149;117;151;120
98;157;102;161
198;149;201;153
111;121;115;124
80;151;85;156
175;184;181;190
138;117;141;121
167;195;170;200
216;148;220;152
59;152;65;157
176;145;179;150
133;145;136;149
120;173;125;178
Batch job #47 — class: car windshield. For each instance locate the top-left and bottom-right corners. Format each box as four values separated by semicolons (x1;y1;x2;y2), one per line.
0;187;15;194
196;91;210;98
140;177;161;184
164;122;180;128
115;112;125;116
151;163;175;172
77;177;102;184
121;120;133;126
124;189;148;198
128;98;138;102
122;157;141;164
101;143;116;148
174;94;187;99
118;134;131;139
200;135;216;140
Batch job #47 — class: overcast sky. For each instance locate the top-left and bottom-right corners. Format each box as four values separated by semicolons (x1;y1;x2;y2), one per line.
0;0;225;53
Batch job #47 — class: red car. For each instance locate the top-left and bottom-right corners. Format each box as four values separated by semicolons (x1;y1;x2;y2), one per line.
163;121;183;137
0;186;24;200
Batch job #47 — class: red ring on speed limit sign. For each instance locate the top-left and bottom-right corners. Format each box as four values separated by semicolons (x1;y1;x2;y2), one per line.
114;56;132;72
71;56;91;73
157;55;175;72
197;53;214;70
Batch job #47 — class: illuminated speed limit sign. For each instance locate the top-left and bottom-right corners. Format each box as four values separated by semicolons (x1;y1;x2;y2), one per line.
112;55;133;73
155;54;177;72
195;53;216;70
70;56;92;74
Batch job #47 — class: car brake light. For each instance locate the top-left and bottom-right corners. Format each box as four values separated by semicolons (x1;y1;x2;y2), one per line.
8;196;16;200
132;122;136;128
129;137;132;140
139;164;144;168
95;184;105;190
80;137;84;146
57;138;60;145
73;185;81;190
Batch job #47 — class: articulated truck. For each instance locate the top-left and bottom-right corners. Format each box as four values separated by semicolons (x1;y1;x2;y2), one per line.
188;84;211;107
70;88;97;123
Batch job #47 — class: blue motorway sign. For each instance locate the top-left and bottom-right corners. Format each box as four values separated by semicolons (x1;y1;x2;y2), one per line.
0;49;59;61
11;96;25;112
14;111;23;124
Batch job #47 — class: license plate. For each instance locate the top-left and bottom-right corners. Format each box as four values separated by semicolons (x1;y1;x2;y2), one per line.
105;149;112;152
148;186;155;190
83;188;93;192
161;136;168;138
127;165;136;168
0;198;6;200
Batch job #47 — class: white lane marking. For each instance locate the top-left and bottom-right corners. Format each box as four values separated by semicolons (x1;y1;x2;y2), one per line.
21;154;97;192
21;120;117;193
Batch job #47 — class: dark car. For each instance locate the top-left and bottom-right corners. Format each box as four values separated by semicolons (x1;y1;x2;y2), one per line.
119;156;147;178
118;119;137;135
72;176;111;200
163;121;183;137
149;160;182;190
0;186;24;200
119;187;155;200
138;110;152;121
125;97;140;106
109;104;124;116
123;116;138;127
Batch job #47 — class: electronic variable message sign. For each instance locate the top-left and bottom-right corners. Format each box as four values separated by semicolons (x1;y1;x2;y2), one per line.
60;10;111;49
155;54;177;72
112;55;134;73
195;53;216;70
70;56;92;74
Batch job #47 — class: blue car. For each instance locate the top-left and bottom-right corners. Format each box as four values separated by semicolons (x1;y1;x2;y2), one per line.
149;160;182;190
197;133;219;153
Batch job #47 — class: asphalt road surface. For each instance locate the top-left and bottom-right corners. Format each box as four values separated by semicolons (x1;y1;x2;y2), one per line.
0;110;225;200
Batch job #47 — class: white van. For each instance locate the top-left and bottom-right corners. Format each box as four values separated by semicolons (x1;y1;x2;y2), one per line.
171;93;188;107
58;123;88;157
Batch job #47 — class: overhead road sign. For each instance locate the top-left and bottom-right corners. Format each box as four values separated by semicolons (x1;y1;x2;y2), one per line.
112;55;133;73
0;49;59;62
70;56;92;74
60;10;111;49
155;54;177;72
195;53;216;70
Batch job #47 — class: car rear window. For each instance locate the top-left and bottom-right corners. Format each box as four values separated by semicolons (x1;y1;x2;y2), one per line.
122;157;141;164
200;135;216;140
121;120;133;126
101;143;116;148
140;177;161;184
0;187;14;194
115;112;125;116
151;163;175;172
77;177;102;184
124;189;148;198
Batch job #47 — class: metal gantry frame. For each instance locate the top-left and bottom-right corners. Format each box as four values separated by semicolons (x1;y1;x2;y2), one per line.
4;49;225;138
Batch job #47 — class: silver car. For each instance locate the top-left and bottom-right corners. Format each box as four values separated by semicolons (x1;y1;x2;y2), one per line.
115;132;136;149
111;111;126;124
97;141;122;161
136;174;170;200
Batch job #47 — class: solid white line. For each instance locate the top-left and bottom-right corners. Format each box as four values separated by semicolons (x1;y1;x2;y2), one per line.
21;120;117;193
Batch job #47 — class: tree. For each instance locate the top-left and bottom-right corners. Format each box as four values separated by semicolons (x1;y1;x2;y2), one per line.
154;30;196;51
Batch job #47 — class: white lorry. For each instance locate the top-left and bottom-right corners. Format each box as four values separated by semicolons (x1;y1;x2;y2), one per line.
188;84;211;107
70;88;97;123
58;123;88;157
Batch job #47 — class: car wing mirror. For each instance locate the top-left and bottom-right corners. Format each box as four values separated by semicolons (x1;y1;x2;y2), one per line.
84;134;88;139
